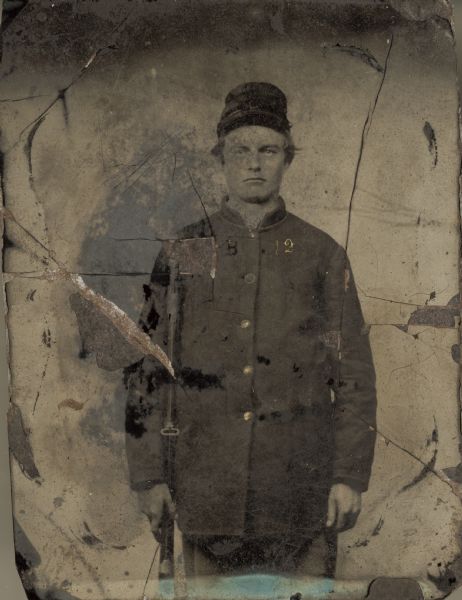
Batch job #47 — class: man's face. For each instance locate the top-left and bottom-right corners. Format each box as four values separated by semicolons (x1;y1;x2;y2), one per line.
221;126;289;204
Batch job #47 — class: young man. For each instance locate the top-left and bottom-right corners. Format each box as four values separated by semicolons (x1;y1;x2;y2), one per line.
125;82;377;577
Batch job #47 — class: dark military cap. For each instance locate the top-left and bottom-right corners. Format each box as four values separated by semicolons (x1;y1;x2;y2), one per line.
217;82;291;138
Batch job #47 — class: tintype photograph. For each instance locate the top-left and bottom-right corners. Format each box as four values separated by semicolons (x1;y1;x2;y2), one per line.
1;1;461;599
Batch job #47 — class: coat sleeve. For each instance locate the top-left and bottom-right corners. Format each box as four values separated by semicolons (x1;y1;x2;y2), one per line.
124;247;171;492
325;243;377;493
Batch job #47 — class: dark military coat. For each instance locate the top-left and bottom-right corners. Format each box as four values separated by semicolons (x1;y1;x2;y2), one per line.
125;197;377;537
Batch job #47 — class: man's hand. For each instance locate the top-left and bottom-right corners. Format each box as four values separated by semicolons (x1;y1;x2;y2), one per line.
137;483;176;541
326;483;361;531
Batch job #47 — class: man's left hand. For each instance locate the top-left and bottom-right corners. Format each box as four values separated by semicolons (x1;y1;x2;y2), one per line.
326;483;361;531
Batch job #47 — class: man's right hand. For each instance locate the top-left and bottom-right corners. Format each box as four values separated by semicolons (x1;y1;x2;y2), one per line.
137;483;176;540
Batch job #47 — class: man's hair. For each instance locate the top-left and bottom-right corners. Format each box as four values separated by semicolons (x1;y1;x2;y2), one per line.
211;131;297;166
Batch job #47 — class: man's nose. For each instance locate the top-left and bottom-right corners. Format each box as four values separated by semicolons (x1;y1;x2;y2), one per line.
247;152;261;171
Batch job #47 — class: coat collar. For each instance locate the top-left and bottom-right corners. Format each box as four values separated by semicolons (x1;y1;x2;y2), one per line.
219;196;287;231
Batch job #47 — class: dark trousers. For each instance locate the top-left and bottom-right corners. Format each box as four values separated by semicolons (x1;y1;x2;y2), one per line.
182;530;337;578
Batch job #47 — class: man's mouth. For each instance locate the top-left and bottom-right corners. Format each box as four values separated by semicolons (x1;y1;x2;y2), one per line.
244;178;266;183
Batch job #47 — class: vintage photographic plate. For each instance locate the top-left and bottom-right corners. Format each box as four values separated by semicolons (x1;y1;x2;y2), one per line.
1;1;461;599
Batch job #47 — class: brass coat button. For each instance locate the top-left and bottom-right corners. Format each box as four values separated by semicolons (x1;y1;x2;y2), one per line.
240;319;251;329
244;273;256;284
243;411;253;421
243;365;253;375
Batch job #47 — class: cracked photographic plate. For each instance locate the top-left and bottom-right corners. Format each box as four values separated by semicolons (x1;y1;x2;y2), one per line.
1;1;461;599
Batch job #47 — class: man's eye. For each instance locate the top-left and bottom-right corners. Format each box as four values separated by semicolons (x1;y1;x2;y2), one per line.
263;149;277;155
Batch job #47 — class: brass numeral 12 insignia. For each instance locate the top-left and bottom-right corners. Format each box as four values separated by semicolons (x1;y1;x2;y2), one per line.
275;239;295;255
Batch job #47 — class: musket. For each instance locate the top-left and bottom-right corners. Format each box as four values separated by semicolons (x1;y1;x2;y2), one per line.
155;236;215;591
158;257;180;580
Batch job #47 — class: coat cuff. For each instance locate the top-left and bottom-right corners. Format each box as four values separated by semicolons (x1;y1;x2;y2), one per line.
332;476;368;493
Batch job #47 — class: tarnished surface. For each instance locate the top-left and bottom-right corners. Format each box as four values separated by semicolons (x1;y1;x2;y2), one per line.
1;1;461;599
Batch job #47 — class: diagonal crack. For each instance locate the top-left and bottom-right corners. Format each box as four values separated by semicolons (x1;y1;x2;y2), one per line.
344;33;394;256
32;351;51;415
399;417;438;494
337;35;395;424
356;284;422;307
25;115;46;178
43;512;105;594
0;94;48;103
187;169;215;238
109;236;170;243
141;544;160;600
3;14;131;156
23;113;51;260
330;44;384;73
3;271;154;279
1;207;174;377
103;129;184;195
345;404;462;500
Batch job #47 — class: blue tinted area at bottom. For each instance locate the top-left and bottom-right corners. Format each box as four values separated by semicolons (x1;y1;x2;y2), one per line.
159;574;337;599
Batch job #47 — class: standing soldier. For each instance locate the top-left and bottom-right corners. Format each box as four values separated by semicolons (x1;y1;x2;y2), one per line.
125;82;377;577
